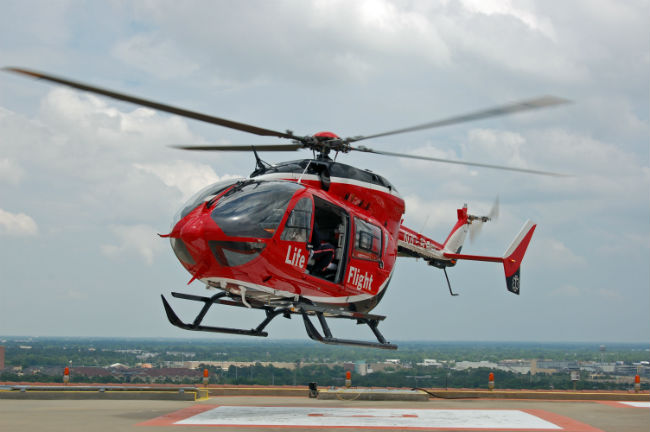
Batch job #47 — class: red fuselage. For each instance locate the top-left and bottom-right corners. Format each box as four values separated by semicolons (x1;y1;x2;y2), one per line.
168;159;405;313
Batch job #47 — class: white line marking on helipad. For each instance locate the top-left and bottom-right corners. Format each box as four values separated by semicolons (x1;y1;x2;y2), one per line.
620;402;650;408
175;406;562;429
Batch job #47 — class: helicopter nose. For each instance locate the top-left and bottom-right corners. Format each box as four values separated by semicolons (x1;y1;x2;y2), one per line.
179;216;209;255
170;215;211;269
171;212;267;271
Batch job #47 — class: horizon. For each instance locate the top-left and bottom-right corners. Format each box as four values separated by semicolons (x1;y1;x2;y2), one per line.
2;335;648;347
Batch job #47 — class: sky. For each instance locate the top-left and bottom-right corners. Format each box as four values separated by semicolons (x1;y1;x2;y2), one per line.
0;0;648;344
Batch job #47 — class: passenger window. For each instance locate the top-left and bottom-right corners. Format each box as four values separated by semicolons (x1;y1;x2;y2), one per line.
353;218;382;261
281;198;312;242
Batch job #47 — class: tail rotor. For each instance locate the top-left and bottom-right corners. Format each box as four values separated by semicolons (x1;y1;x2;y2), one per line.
469;196;499;243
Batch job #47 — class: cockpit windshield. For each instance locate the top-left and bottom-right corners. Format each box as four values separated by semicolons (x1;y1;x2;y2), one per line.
171;178;243;228
211;181;304;238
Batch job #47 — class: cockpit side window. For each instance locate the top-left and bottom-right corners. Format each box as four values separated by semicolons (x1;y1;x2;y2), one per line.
281;197;313;242
353;217;382;261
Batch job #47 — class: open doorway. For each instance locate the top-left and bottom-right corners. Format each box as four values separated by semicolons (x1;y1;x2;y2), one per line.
307;196;349;283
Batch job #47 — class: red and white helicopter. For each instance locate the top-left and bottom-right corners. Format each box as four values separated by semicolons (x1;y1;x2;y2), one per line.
6;67;567;350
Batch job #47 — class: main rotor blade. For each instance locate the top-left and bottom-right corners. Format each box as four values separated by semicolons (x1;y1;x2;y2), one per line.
348;96;570;143
172;143;304;151
4;67;296;140
350;145;568;177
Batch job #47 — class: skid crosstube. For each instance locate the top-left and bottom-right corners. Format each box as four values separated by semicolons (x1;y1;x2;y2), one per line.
161;291;397;350
301;311;397;350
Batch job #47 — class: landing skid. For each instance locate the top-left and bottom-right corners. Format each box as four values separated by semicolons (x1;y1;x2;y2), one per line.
161;291;397;350
161;292;281;337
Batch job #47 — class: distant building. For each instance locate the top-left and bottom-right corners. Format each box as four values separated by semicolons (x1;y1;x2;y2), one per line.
177;360;297;370
498;359;531;374
417;359;443;367
533;360;578;373
600;363;616;373
66;366;204;383
72;367;113;378
123;367;197;383
453;361;498;371
615;363;644;376
165;351;196;358
109;363;129;369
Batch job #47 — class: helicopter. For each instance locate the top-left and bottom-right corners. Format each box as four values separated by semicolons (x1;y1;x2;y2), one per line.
4;67;568;350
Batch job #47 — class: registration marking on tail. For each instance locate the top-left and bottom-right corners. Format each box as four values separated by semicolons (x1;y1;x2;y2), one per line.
139;405;602;431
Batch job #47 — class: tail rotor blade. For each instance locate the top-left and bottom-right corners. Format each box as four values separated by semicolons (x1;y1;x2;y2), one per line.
469;196;499;243
489;196;500;221
469;221;484;243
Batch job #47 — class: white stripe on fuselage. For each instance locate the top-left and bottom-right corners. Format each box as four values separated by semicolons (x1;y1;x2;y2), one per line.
254;172;402;198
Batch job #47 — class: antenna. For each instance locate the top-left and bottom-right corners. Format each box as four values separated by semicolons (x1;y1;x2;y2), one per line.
298;160;312;184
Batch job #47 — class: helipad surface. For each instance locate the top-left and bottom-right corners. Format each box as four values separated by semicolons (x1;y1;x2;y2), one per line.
1;395;649;432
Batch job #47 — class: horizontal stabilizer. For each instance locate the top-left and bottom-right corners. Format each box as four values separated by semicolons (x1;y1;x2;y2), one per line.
443;220;536;294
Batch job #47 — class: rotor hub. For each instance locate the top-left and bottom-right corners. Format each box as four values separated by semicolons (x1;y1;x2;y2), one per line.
313;131;340;139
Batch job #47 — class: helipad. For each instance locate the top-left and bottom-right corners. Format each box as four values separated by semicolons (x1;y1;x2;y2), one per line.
141;405;596;430
598;401;650;409
619;402;650;408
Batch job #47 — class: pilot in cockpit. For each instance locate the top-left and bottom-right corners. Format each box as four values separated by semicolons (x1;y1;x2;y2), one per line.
308;222;335;276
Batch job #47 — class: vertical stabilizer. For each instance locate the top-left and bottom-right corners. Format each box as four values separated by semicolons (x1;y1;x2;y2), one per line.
443;205;469;254
502;220;536;294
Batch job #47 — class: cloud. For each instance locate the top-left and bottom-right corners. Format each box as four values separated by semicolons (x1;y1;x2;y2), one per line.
462;129;528;168
346;0;452;65
460;0;557;40
596;231;650;257
112;33;200;80
402;195;461;233
397;143;466;174
0;158;24;184
596;287;623;300
548;284;622;300
528;235;587;269
118;0;452;86
1;88;235;231
0;208;38;236
521;128;650;207
39;88;197;155
134;161;241;200
402;195;503;238
550;284;582;297
101;224;164;265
